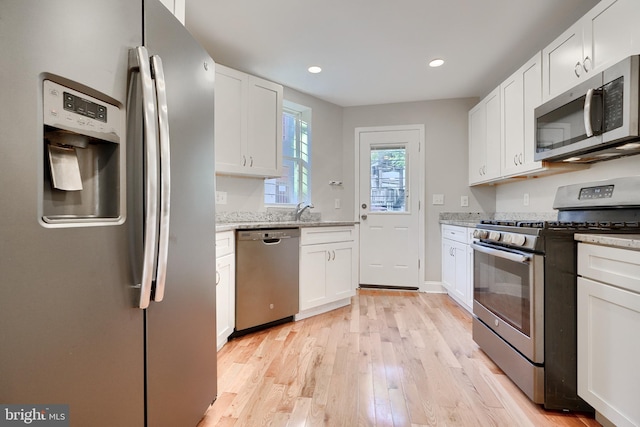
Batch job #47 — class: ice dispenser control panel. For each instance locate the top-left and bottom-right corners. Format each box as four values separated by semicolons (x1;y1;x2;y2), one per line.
43;80;121;143
41;80;124;227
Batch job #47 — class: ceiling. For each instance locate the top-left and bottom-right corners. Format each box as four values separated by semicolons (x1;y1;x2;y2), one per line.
184;0;601;107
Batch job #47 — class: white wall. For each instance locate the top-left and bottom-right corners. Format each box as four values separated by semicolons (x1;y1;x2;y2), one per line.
215;86;346;220
495;155;640;213
341;98;495;283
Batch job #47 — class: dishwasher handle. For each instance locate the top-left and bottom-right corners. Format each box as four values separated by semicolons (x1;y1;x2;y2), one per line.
263;238;283;245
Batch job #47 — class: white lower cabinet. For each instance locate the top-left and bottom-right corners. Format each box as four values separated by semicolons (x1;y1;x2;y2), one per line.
441;225;473;312
215;231;235;351
299;226;357;318
577;242;640;427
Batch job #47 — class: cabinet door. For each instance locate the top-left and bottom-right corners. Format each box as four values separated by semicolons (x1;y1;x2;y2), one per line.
502;53;542;177
442;238;471;312
468;102;486;185
246;76;283;177
452;241;468;306
542;20;584;101
578;277;640;427
215;66;247;174
583;0;633;75
484;87;501;181
521;55;543;170
441;239;455;291
216;253;235;350
327;242;355;301
501;68;524;177
468;87;501;185
300;245;329;311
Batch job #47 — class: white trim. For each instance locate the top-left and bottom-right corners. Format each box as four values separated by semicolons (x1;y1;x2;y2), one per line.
354;124;426;289
421;281;446;293
295;298;351;321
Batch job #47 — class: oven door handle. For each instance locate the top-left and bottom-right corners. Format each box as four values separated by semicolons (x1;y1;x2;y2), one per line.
471;243;531;264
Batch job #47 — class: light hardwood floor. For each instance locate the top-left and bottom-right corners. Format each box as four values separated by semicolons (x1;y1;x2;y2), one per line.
198;289;600;426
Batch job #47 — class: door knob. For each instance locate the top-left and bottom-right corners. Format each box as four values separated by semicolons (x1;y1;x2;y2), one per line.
361;214;368;220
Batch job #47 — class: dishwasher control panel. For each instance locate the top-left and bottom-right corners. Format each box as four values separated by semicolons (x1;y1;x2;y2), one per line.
237;228;300;241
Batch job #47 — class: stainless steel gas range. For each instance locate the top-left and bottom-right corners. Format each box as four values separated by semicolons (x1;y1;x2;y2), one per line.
472;176;640;412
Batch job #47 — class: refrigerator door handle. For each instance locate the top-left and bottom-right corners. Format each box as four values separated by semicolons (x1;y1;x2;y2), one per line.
150;55;171;302
134;46;159;309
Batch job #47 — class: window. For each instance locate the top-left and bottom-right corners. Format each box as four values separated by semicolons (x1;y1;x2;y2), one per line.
264;102;311;205
369;146;406;212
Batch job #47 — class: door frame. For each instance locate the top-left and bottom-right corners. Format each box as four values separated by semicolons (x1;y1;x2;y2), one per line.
354;124;425;289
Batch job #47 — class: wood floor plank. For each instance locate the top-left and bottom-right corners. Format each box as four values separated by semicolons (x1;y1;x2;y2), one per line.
199;290;600;427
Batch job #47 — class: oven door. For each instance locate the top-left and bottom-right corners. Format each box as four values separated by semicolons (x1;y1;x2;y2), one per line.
472;242;544;363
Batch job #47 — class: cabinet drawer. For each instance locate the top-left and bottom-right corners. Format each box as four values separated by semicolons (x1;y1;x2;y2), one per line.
301;226;354;245
441;225;469;244
215;230;235;258
578;243;640;294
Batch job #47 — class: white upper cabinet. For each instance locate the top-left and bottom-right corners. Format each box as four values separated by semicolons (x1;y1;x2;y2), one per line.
469;87;501;185
214;64;283;177
501;52;543;178
158;0;185;24
542;0;634;101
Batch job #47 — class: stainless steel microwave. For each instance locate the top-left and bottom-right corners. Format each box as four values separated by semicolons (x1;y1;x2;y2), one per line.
534;55;640;163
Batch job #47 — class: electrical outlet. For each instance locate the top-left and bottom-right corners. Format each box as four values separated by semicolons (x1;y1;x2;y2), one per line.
432;194;444;205
461;196;469;207
523;193;530;206
216;191;227;205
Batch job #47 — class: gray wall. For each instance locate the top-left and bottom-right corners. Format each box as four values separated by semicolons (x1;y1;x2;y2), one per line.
341;98;495;284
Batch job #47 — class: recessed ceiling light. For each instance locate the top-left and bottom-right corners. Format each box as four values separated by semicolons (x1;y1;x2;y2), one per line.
308;66;322;74
429;58;445;68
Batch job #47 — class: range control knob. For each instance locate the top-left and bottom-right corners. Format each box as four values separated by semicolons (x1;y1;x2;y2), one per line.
511;234;526;246
488;231;502;241
473;229;488;239
502;234;512;244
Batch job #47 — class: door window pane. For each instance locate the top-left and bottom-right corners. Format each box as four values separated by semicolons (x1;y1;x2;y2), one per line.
370;146;406;212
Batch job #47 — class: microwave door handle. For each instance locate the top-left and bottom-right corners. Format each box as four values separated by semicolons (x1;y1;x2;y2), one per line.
584;88;595;137
150;55;171;303
471;243;531;264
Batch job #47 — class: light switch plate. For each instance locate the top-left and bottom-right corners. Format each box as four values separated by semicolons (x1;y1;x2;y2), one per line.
523;193;530;206
216;191;227;205
432;194;444;205
461;196;469;207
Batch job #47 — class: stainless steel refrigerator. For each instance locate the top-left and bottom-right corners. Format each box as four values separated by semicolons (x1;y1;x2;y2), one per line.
0;1;217;426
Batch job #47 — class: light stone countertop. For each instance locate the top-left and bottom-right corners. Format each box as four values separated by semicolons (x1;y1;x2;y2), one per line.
439;220;479;227
216;220;358;233
575;233;640;250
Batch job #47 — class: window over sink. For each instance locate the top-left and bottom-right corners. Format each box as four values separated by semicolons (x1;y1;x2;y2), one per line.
264;101;311;205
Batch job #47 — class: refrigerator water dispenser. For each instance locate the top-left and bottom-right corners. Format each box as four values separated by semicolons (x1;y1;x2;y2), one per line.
41;80;125;226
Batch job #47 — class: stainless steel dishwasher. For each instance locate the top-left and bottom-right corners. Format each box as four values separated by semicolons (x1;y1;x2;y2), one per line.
234;228;300;334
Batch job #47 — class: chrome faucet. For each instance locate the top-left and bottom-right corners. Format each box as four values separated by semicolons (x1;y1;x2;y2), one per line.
294;202;314;221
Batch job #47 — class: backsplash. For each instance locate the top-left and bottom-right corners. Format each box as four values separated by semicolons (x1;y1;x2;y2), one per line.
439;211;558;222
